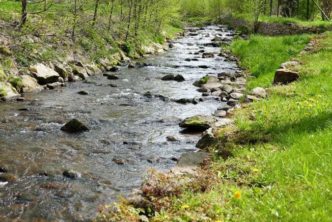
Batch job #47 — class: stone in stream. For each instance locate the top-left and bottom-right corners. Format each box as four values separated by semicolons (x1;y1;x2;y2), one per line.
63;170;81;179
161;74;185;82
108;66;119;72
179;115;216;132
29;63;60;85
166;136;178;142
202;52;215;58
274;69;299;85
198;65;209;69
78;90;89;95
61;119;89;133
113;158;125;165
104;73;119;80
109;83;118;88
214;110;227;118
174;98;198;105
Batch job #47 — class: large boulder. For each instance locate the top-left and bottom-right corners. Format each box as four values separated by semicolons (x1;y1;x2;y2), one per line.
21;75;43;93
273;69;299;85
179;115;216;132
29;64;60;85
61;119;89;133
0;82;20;100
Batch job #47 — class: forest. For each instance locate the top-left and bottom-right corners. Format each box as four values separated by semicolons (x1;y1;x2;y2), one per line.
0;0;331;221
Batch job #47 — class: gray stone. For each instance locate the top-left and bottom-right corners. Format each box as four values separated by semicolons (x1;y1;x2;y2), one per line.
29;64;60;85
251;87;267;98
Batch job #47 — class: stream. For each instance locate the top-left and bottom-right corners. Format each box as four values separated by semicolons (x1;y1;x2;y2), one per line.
0;25;239;221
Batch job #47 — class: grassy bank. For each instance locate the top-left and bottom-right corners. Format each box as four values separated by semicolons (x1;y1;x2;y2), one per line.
98;32;332;221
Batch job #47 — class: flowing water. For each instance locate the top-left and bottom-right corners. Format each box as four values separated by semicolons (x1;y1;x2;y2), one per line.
0;25;239;221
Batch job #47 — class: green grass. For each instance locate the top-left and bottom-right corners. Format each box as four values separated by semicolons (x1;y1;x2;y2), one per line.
103;32;332;222
230;35;310;89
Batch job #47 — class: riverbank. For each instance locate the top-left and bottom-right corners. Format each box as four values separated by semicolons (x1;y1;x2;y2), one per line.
96;29;332;221
0;2;183;101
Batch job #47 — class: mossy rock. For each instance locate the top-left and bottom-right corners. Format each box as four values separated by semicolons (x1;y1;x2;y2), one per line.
193;75;210;87
8;76;23;92
179;115;215;132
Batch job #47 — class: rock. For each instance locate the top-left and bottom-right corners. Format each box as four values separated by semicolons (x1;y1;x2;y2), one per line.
112;158;125;165
174;74;185;82
104;73;119;80
143;91;153;98
78;90;89;95
179;115;215;132
63;170;81;179
198;65;209;69
274;69;299;85
214;118;233;127
201;82;222;91
29;64;60;85
47;82;63;89
196;128;217;149
127;195;153;210
214;110;227;117
86;64;102;76
161;74;185;82
109;84;117;88
72;65;89;80
108;66;119;72
128;62;136;68
166;136;178;142
221;84;233;94
0;82;20;100
211;36;223;42
61;119;89;133
177;152;210;167
251;87;267;98
202;52;214;58
174;98;197;105
54;64;68;79
280;61;300;69
0;166;8;173
230;92;244;100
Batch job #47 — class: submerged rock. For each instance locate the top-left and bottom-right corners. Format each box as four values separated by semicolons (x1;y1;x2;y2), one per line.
78;90;89;95
179;115;215;131
63;170;81;179
61;119;89;133
166;136;178;142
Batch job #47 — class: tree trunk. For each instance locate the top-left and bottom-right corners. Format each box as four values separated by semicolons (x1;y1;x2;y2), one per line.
20;0;28;27
93;0;100;25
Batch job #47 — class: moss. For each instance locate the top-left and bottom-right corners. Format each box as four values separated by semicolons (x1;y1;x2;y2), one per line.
193;75;210;87
8;75;23;92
